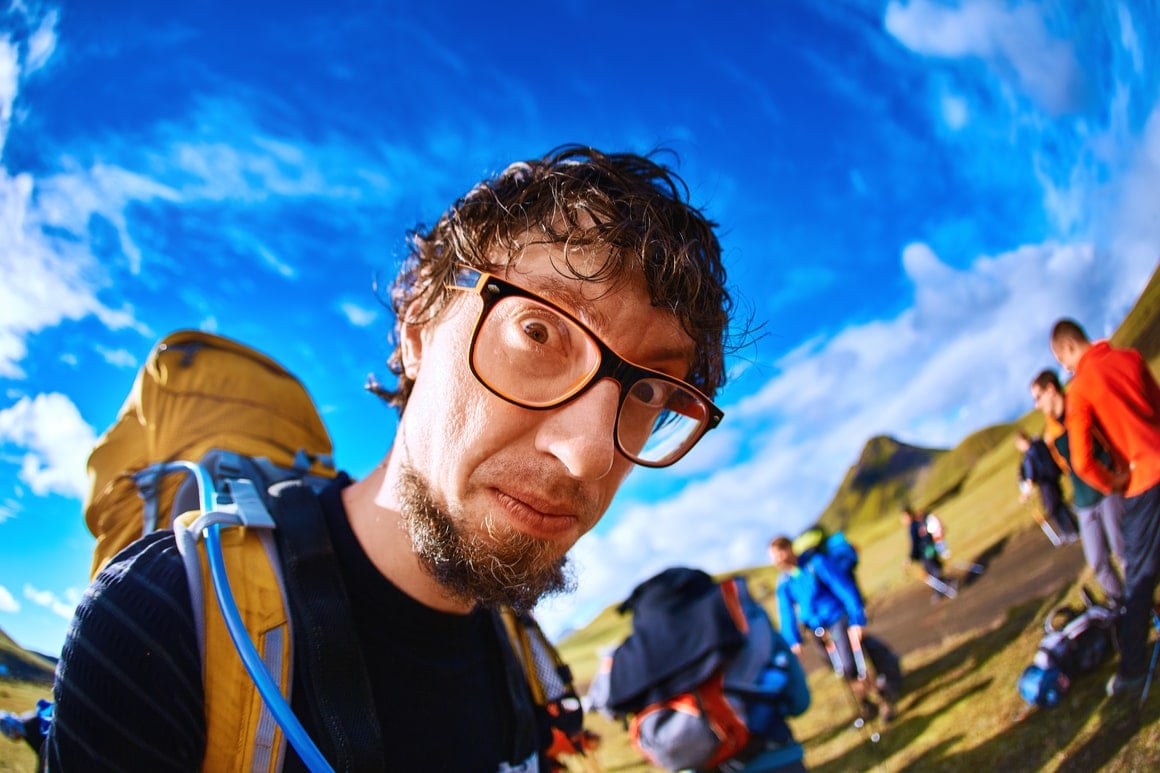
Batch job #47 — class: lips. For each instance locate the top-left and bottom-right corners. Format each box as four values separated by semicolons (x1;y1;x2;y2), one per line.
492;488;580;539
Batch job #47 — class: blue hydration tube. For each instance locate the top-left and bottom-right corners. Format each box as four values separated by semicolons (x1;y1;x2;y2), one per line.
205;522;334;773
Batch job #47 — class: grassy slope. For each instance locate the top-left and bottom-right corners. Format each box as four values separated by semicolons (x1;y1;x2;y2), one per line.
558;265;1160;772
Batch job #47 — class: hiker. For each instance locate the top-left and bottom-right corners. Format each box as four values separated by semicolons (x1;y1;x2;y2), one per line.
922;510;950;559
769;536;895;722
1014;429;1081;545
900;507;955;601
1050;318;1160;700
44;145;737;770
1030;368;1126;609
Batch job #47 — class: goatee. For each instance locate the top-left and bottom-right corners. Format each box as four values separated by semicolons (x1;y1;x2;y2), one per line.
397;465;574;611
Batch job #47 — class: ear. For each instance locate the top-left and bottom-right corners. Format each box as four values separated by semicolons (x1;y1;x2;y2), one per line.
401;321;424;378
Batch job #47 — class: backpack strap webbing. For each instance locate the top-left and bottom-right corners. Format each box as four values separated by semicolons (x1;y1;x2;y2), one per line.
491;609;541;766
269;481;385;772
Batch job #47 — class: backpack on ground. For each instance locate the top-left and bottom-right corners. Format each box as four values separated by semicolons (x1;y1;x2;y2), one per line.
588;567;809;772
67;330;588;771
1017;594;1119;708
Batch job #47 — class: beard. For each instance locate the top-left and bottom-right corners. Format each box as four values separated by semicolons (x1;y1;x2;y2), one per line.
396;464;575;611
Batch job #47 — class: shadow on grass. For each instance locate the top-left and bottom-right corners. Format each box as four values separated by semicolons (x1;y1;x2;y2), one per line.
957;536;1009;590
808;678;992;773
902;589;1054;700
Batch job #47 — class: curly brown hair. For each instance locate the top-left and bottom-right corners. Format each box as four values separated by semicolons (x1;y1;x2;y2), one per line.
375;144;735;411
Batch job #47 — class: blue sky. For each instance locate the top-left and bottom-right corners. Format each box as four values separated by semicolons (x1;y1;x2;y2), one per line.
0;0;1158;655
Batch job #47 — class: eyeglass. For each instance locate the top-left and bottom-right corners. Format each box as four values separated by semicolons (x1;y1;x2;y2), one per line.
446;265;724;467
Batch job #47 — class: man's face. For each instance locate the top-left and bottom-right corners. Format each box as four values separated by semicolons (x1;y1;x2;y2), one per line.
1052;340;1081;374
1031;383;1063;418
769;545;793;570
389;242;698;607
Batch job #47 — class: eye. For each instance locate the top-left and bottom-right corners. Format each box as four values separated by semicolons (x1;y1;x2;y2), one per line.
630;379;670;408
521;319;551;344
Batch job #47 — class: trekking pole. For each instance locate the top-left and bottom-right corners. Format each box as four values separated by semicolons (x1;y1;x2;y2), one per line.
1024;499;1062;546
817;628;880;744
923;573;957;599
1141;606;1160;709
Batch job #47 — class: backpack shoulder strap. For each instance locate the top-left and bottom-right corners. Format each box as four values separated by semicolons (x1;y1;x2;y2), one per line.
175;509;293;773
269;481;384;772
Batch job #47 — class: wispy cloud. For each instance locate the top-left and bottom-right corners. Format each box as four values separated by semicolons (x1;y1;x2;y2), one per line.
0;496;20;523
94;345;138;369
0;392;96;498
0;583;17;613
339;301;378;328
24;583;80;621
884;0;1087;115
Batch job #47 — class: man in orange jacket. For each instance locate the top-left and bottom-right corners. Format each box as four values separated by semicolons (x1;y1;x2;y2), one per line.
1051;318;1160;699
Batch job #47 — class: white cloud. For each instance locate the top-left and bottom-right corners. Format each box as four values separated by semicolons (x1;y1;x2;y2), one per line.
884;0;1085;114
0;584;18;613
0;496;20;523
23;584;80;621
24;9;59;74
256;243;296;279
95;345;138;369
0;393;96;498
940;91;969;130
0;24;149;379
340;301;379;328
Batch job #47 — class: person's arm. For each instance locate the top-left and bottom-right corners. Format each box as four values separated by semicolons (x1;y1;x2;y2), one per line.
1065;390;1117;494
775;580;802;651
44;533;205;772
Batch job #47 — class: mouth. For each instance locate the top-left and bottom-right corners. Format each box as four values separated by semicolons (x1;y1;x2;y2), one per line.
492;488;581;540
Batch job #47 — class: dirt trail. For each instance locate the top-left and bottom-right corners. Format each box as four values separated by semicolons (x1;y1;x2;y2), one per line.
796;525;1089;672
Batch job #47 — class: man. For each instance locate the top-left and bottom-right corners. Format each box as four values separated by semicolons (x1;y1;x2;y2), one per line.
45;146;735;770
1014;429;1081;544
1051;318;1160;699
769;535;895;722
1030;368;1126;608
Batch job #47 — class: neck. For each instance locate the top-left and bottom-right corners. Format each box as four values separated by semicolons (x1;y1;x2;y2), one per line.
343;452;475;615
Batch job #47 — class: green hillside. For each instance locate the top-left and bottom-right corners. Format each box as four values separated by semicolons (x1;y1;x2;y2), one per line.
0;627;54;686
816;435;945;534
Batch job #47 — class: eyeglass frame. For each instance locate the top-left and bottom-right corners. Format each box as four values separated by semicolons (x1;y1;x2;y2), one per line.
444;265;724;467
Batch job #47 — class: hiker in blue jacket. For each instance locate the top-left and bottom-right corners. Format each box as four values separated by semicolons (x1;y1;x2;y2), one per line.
769;536;895;721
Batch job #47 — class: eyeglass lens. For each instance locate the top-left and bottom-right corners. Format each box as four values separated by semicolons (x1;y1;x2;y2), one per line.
470;294;710;465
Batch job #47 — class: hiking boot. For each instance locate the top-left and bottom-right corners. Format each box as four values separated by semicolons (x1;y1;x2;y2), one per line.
1105;672;1146;698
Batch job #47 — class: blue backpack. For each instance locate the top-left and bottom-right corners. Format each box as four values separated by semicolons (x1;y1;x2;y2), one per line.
1018;601;1118;708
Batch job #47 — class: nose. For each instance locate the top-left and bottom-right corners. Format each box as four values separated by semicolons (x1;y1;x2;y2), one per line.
536;378;620;481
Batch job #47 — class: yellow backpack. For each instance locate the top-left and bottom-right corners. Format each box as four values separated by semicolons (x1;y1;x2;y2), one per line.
80;329;589;772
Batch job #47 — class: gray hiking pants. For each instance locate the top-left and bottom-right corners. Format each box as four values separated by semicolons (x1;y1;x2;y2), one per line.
1076;494;1126;602
815;616;858;680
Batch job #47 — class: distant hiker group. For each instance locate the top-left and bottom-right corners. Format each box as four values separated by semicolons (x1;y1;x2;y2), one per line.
1009;317;1160;708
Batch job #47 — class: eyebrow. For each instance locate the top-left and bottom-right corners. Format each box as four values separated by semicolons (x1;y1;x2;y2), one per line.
519;274;696;377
